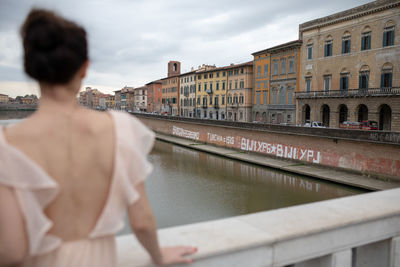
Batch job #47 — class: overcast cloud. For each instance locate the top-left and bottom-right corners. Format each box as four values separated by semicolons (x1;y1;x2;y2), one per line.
0;0;371;97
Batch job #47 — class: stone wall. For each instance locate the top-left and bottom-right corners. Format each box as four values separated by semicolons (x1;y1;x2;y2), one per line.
134;114;400;180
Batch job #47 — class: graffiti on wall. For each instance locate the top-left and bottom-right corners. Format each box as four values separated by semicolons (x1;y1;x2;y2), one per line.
172;126;199;140
207;132;235;145
240;137;321;163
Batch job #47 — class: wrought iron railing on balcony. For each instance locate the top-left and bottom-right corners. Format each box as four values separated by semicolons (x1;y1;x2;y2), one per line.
296;87;400;99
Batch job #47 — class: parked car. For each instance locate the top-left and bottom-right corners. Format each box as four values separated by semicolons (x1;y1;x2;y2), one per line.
360;120;378;130
339;121;361;129
304;121;326;128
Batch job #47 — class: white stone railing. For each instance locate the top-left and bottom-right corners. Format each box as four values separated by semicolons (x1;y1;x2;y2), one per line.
117;188;400;267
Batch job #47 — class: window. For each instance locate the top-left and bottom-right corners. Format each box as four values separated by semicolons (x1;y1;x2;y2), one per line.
281;58;286;74
273;60;278;75
264;81;267;88
307;44;313;60
222;81;226;90
305;77;312;92
204;83;207;91
264;64;268;77
361;32;371;51
257;66;261;77
216;82;220;90
359;72;369;89
239;80;244;88
263;90;267;105
217;72;220;78
273;90;277;104
288;90;293;105
215;96;219;105
278;89;285;104
209;95;212;105
223;71;226;77
383;27;394;47
324;40;332;57
198;75;201;80
381;72;392;87
222;95;225;105
240;68;244;74
256;91;260;105
324;75;331;92
210;82;213;90
340;75;349;91
289;58;294;73
198;84;201;92
257;82;261;89
234;80;238;89
342;36;351;54
229;81;232;90
210;73;213;78
197;97;200;105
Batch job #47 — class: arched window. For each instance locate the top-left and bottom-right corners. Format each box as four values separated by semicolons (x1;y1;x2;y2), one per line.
381;63;393;88
359;65;370;90
340;68;349;92
383;21;395;47
361;26;371;51
324;35;333;57
339;104;348;124
306;39;313;60
342;31;351;54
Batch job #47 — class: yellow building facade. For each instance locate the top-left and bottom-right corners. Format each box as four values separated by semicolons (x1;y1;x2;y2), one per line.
195;66;227;120
251;51;270;122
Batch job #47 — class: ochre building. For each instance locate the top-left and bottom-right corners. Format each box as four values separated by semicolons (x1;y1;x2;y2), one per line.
297;0;400;131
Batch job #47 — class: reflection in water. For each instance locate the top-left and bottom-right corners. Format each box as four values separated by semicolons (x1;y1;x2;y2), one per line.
119;140;364;234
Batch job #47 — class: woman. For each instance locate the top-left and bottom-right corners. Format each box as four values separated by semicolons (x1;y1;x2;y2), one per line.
0;9;196;267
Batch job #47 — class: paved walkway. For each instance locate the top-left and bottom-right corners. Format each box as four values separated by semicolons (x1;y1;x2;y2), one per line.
156;133;400;191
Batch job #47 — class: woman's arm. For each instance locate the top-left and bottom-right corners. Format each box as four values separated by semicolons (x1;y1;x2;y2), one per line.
127;183;196;266
0;185;28;266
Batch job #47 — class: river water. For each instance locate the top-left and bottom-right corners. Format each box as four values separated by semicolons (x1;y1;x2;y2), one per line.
0;119;365;235
118;140;364;234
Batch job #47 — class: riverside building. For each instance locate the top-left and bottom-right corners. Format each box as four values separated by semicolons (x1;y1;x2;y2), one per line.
297;0;400;131
226;61;254;122
252;50;270;122
161;61;180;115
179;70;196;118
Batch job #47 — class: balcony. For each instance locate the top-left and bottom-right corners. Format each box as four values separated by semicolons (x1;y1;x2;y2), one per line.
296;87;400;99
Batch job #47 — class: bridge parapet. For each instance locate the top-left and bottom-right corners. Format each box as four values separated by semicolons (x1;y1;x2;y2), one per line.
117;188;400;267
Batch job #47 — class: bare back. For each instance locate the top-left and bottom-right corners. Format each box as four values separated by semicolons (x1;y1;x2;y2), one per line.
4;108;115;241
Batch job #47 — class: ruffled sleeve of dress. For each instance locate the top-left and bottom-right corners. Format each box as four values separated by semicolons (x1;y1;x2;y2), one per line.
0;126;61;256
113;111;155;205
89;111;155;238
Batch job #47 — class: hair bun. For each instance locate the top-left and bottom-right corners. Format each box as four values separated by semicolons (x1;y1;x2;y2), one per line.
21;8;88;84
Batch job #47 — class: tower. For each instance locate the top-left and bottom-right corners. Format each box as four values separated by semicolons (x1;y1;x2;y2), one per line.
168;61;181;77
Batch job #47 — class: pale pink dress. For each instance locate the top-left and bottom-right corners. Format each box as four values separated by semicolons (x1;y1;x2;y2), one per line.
0;111;155;267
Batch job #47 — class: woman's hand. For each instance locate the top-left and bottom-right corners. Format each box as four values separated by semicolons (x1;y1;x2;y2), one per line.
156;246;197;266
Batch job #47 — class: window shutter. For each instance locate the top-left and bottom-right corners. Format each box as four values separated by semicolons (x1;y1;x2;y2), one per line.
348;40;351;52
361;37;365;50
390;30;395;46
359;75;362;89
324;44;327;57
383;32;387;47
342;41;345;54
380;74;385;88
340;77;343;90
368;36;371;49
389;73;393;87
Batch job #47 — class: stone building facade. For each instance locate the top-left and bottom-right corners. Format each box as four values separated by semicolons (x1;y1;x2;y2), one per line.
134;86;147;112
297;0;400;131
0;94;9;103
179;70;196;118
226;62;253;122
268;41;301;125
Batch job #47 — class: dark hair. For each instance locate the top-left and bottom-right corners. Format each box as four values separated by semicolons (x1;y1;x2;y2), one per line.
21;9;88;84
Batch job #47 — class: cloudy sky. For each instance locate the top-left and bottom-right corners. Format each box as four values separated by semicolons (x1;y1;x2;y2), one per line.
0;0;371;97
